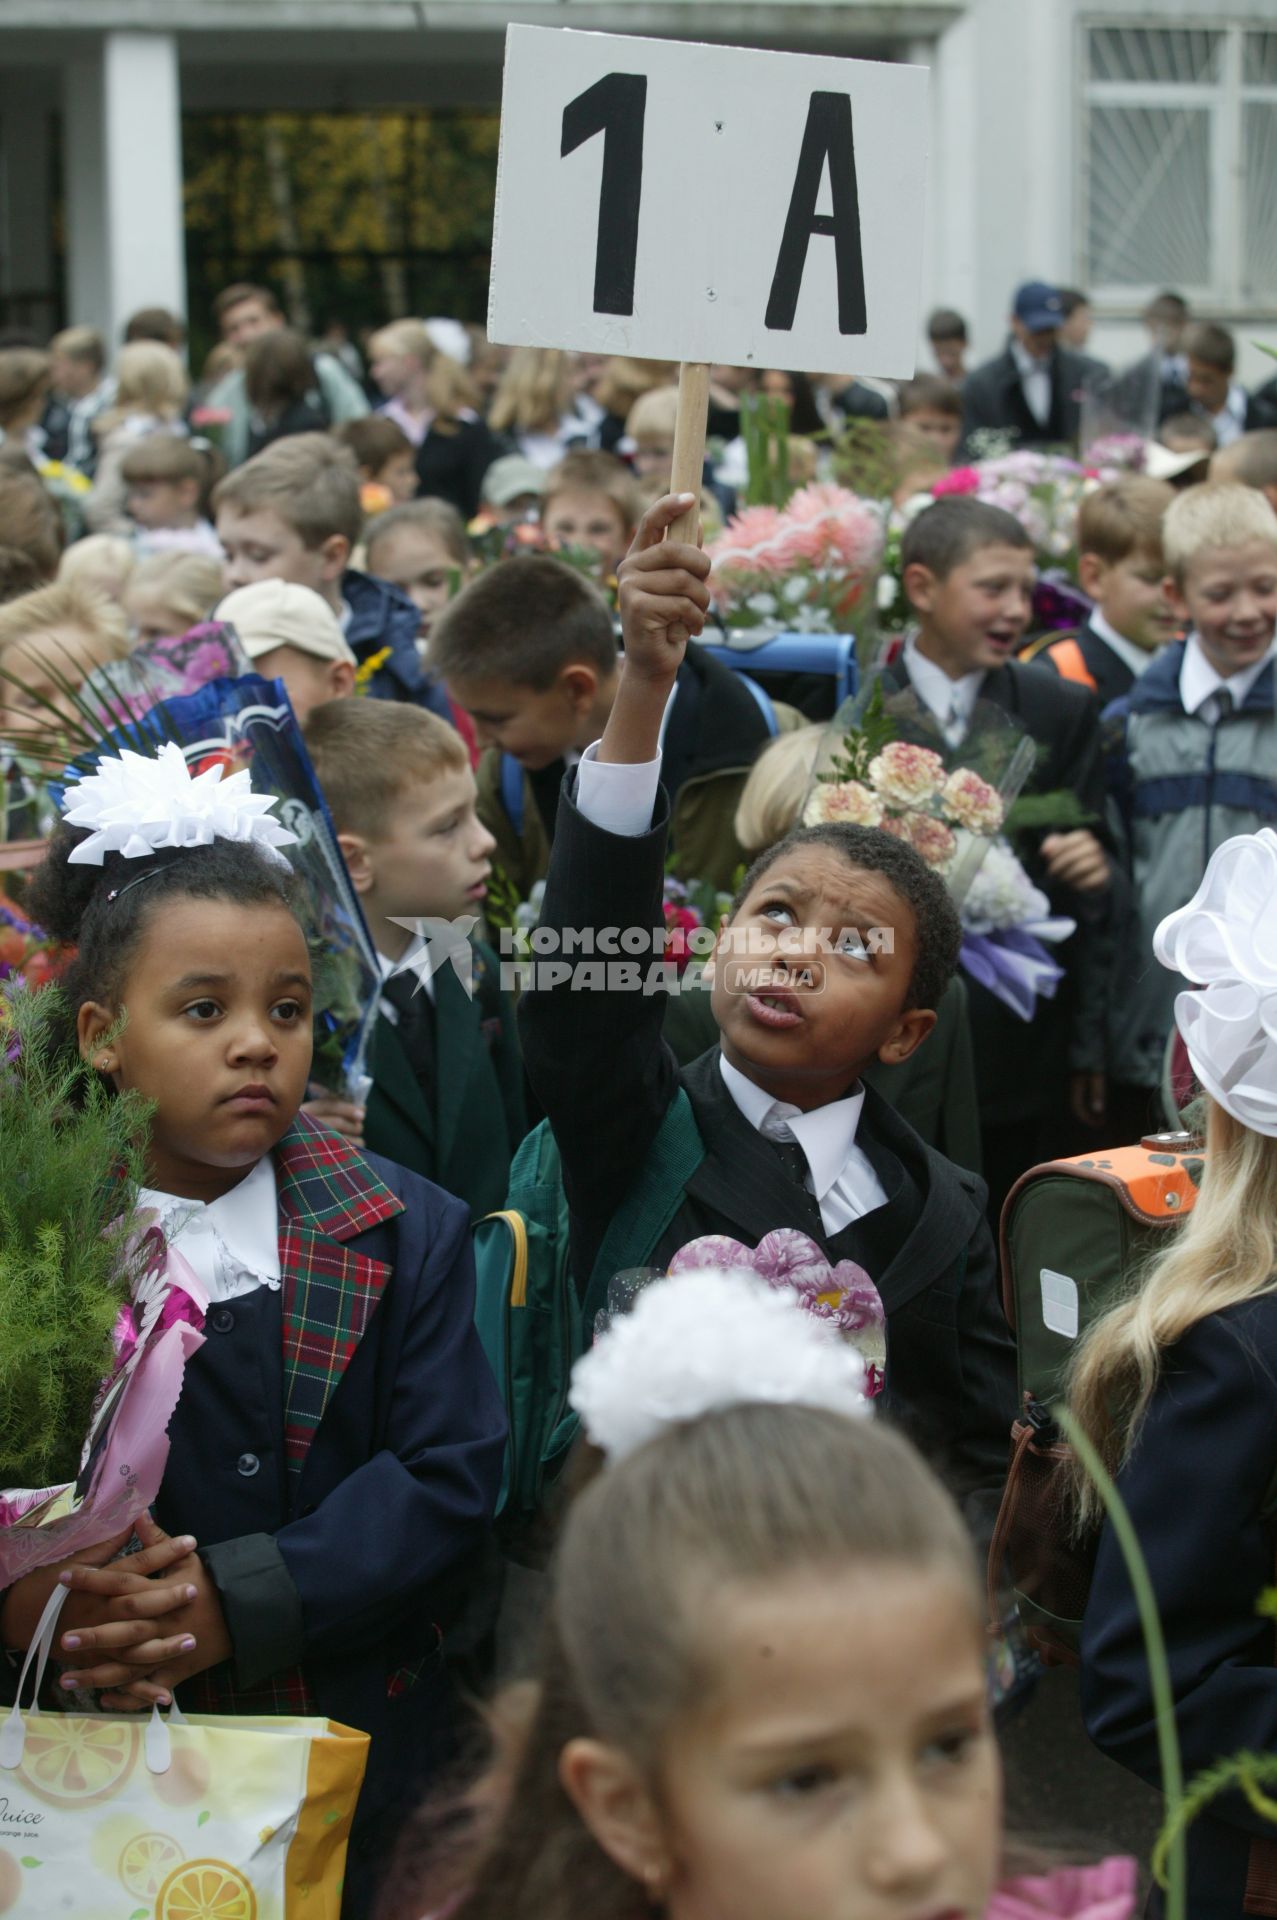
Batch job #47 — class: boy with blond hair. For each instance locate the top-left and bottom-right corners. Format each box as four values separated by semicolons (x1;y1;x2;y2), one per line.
541;449;641;580
212;431;452;723
1023;476;1177;708
1102;482;1277;1121
302;698;524;1213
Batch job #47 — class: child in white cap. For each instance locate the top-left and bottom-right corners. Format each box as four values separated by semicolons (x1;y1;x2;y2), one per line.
217;577;357;723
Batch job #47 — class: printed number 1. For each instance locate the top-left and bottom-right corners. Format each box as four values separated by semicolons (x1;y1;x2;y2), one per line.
561;72;648;316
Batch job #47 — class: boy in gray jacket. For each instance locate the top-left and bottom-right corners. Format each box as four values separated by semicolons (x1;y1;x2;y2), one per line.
1101;482;1277;1131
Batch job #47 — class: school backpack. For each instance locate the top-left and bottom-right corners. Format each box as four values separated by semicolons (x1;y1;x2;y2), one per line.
472;1089;706;1520
987;1132;1204;1663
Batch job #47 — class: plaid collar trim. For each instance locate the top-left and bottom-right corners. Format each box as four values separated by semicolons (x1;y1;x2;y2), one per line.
274;1112;404;1240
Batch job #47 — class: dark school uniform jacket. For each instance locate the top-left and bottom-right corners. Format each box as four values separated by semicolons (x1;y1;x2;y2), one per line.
152;1117;507;1897
1024;616;1143;714
364;939;526;1218
518;775;1017;1523
413;414;502;519
1081;1296;1277;1919
958;342;1092;458
477;642;784;903
879;654;1115;1118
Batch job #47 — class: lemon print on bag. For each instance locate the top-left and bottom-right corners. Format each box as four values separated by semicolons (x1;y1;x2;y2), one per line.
118;1830;185;1901
18;1716;140;1805
156;1858;258;1920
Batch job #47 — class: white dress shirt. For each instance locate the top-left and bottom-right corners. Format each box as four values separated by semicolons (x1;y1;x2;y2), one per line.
1010;339;1052;428
718;1056;888;1233
902;635;986;747
138;1155;281;1303
1179;633;1276;724
1207;386;1249;451
574;745;890;1235
1089;609;1156;683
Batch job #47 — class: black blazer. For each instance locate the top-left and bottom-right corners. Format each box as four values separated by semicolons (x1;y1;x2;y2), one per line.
880;655;1111;1123
959;342;1093;456
517;776;1017;1521
1030;618;1140;715
1081;1296;1277;1918
414;415;502;518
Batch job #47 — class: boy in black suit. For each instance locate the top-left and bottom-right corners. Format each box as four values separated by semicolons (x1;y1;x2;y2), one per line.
303;698;525;1217
884;496;1118;1214
1024;475;1177;709
519;494;1016;1529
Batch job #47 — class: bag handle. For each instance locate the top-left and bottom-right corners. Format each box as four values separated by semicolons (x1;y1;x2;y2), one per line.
0;1579;183;1775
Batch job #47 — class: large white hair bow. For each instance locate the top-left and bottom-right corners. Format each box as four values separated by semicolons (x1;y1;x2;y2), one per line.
1154;828;1277;1137
61;744;297;869
569;1270;870;1464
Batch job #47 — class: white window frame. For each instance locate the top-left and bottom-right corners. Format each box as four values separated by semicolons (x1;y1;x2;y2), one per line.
1078;18;1277;317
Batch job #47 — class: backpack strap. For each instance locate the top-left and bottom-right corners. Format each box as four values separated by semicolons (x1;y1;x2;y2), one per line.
584;1088;706;1322
737;672;779;737
499;752;526;835
1043;636;1098;693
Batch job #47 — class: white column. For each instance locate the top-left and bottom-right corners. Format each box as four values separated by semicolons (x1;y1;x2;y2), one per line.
64;32;186;344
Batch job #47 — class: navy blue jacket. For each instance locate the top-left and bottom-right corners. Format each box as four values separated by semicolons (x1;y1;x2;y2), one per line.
1081;1297;1277;1917
342;567;453;723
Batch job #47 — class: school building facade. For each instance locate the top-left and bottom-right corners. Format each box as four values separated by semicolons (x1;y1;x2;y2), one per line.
1;0;1274;379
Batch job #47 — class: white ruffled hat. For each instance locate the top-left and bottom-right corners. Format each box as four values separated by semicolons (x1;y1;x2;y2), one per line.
1155;828;1277;1136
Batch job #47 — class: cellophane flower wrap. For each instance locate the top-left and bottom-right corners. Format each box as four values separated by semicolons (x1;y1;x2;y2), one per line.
668;1229;885;1394
802;678;1038;908
0;979;207;1585
704;483;884;636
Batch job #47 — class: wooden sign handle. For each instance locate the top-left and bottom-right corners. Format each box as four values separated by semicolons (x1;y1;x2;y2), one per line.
668;361;710;546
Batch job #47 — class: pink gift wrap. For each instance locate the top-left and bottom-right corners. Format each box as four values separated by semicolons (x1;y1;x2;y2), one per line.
0;1247;206;1585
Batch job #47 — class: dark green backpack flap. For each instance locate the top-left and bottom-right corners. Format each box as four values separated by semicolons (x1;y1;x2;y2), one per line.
1004;1174;1132;1407
584;1088;706;1325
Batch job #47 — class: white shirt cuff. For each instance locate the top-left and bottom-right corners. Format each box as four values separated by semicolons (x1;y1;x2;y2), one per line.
575;740;662;837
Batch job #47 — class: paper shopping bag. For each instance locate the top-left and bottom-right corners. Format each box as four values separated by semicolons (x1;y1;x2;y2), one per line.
0;1588;369;1920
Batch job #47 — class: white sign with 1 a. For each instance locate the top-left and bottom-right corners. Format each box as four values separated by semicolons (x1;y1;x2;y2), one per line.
488;26;930;381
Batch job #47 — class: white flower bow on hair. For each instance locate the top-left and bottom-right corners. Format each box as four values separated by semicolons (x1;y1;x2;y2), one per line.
61;743;297;869
1154;828;1277;1137
569;1270;870;1464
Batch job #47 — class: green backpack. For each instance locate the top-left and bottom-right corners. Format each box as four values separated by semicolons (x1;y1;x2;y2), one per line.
472;1089;706;1519
988;1132;1204;1660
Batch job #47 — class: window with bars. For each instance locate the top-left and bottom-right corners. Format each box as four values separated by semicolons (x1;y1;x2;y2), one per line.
1081;24;1277;311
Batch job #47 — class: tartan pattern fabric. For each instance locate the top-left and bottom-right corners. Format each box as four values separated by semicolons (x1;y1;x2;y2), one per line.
275;1114;404;1480
184;1663;317;1715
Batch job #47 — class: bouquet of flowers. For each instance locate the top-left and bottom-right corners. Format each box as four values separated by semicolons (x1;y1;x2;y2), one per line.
668;1229;885;1394
802;679;1037;904
0;978;206;1585
959;838;1077;1022
704;482;884;637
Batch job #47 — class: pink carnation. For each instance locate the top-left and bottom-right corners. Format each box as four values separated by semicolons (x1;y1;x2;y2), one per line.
773;484;883;571
932;466;981;496
803;780;884;828
707;507;787;578
868;740;947;806
903;812;957;870
941;766;1004;834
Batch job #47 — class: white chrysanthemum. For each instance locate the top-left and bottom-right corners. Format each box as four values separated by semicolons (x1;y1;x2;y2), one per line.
569;1270;869;1463
62;743;297;868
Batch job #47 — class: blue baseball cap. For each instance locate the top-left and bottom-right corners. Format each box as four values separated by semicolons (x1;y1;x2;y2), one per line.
1013;281;1065;332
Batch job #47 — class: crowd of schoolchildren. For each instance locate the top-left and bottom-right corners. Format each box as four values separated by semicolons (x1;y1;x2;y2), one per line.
0;272;1275;1920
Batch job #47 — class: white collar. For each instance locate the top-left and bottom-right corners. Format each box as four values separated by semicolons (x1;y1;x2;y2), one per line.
718;1055;866;1208
1088;609;1157;680
903;634;986;723
1179;632;1276;716
1010;338;1048;381
139;1155;281;1298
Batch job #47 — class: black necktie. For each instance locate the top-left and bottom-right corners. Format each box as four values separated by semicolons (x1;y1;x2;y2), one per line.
383;970;436;1087
767;1129;811;1192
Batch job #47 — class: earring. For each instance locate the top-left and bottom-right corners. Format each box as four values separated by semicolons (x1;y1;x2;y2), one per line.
96;1055;112;1072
